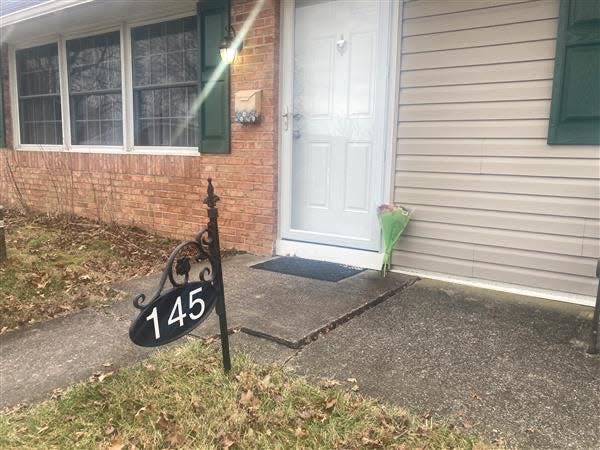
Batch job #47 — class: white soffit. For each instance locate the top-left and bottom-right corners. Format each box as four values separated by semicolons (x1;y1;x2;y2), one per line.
0;0;196;45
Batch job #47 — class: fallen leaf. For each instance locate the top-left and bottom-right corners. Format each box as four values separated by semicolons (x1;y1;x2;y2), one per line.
37;425;49;434
104;425;116;436
351;385;360;392
108;437;125;450
298;409;313;420
134;406;148;419
239;390;254;406
361;435;383;446
98;371;114;382
73;431;85;441
325;398;337;410
259;374;273;390
294;425;307;437
347;378;357;383
222;435;236;449
167;426;186;446
156;412;170;430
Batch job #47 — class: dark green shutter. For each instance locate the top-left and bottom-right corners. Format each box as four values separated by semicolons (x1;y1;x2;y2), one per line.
197;0;230;153
548;0;600;145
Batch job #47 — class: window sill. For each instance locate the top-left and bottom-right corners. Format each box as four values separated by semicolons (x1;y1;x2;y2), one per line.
14;145;201;157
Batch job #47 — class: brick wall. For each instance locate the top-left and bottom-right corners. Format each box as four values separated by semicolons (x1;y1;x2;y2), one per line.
0;0;280;256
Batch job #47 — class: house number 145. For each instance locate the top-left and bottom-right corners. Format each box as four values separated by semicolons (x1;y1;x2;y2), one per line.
146;287;206;340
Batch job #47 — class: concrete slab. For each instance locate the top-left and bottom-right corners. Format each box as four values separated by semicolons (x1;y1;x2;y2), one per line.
1;254;412;407
290;279;600;449
115;254;416;347
0;307;154;408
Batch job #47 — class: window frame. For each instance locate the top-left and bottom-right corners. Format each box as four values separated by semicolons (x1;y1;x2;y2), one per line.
8;10;200;156
127;15;200;150
65;26;125;150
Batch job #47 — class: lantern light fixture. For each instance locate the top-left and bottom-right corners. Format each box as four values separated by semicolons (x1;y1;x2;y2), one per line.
219;26;242;64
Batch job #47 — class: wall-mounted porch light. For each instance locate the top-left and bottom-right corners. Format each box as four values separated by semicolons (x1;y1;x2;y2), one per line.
219;26;243;64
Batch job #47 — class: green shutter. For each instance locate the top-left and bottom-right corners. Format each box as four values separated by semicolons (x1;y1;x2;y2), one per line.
197;0;230;154
548;0;600;145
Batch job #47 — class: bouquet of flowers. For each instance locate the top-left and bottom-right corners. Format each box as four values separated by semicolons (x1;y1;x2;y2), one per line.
377;204;412;276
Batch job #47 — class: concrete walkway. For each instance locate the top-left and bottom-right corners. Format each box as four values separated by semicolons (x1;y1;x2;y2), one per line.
1;254;598;449
0;254;414;407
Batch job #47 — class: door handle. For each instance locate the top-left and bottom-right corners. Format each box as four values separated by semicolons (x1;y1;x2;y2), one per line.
282;106;289;131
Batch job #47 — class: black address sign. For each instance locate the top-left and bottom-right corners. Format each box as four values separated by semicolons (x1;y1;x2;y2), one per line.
129;281;217;347
129;178;232;372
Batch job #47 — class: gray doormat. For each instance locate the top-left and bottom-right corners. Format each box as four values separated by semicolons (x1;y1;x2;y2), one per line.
252;257;364;282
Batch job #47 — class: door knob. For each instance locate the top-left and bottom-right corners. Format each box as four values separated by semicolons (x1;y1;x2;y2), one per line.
282;106;289;130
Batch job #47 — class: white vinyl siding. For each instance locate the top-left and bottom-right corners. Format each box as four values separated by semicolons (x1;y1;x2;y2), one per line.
393;0;600;298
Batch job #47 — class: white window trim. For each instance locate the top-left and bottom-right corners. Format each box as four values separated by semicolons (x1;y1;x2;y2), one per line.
58;34;72;150
8;11;200;156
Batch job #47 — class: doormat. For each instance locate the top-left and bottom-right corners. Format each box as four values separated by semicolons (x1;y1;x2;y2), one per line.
252;257;364;282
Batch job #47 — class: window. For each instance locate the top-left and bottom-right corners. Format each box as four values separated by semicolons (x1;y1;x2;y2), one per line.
548;0;600;145
131;17;198;147
16;43;62;145
10;2;231;153
67;31;123;145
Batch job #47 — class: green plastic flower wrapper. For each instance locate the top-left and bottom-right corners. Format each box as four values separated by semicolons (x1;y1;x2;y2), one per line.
377;204;412;276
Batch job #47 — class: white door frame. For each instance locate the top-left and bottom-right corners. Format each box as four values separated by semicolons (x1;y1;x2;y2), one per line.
277;0;403;269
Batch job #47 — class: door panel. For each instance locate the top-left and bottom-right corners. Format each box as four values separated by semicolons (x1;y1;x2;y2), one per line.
284;0;390;250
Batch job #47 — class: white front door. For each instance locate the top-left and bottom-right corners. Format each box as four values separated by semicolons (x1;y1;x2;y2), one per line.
281;0;391;251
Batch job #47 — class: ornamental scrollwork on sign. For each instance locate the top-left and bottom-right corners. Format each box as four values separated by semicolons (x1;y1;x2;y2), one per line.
132;227;217;311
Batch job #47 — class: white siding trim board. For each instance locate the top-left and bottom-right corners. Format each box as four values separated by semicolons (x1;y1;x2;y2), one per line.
392;265;596;308
393;251;597;298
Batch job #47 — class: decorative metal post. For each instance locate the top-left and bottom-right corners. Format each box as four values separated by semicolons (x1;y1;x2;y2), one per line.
129;178;232;374
204;178;232;372
0;205;6;263
588;258;600;354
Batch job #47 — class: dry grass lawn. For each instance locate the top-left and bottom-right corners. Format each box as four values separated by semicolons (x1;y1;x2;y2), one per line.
0;340;489;449
0;209;177;332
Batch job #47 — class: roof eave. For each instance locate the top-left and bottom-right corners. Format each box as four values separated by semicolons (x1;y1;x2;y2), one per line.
1;0;95;28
